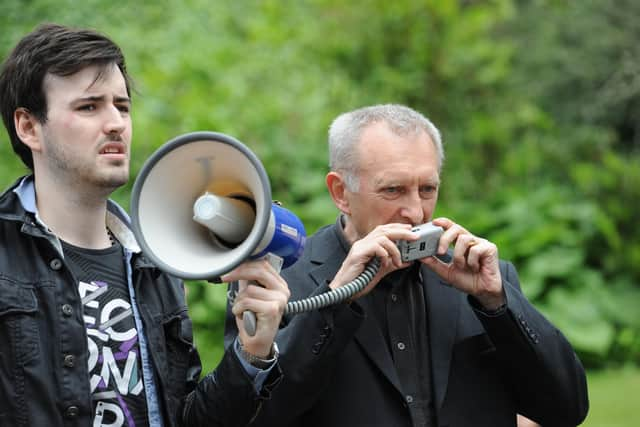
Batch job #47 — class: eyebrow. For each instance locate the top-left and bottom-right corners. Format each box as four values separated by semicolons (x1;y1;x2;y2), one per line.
75;95;131;104
373;175;440;187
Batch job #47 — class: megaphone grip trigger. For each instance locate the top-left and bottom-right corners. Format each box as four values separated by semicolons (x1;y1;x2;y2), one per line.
243;311;257;336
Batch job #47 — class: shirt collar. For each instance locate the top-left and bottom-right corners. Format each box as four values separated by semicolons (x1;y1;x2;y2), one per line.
14;175;47;228
334;214;352;255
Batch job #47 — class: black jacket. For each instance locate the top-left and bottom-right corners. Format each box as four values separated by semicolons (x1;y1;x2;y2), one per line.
0;176;280;427
226;221;589;427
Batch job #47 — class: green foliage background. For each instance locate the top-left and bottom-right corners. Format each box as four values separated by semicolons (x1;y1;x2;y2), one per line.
1;0;638;398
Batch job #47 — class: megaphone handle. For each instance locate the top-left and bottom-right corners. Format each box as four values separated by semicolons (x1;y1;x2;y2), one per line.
242;253;284;337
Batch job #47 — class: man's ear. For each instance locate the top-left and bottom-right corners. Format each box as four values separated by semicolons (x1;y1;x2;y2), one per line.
14;108;42;153
326;171;351;215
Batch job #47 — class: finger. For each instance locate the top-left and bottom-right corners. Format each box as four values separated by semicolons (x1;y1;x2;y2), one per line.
421;255;450;281
467;239;498;273
222;260;285;291
370;223;417;243
232;289;288;318
221;258;275;282
373;235;405;267
452;233;477;269
388;248;413;270
435;222;469;255
465;238;484;272
236;282;290;303
232;296;286;319
368;224;421;264
365;230;417;269
351;237;391;264
431;217;454;229
376;222;415;233
367;238;409;270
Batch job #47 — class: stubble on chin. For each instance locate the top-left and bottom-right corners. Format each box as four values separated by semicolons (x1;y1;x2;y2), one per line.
100;167;130;190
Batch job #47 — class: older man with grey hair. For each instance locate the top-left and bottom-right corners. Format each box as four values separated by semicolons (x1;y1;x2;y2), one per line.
226;103;589;427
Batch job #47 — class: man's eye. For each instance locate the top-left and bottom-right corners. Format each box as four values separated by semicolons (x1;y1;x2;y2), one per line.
419;185;437;198
420;185;435;193
117;105;130;113
381;187;404;198
78;104;96;111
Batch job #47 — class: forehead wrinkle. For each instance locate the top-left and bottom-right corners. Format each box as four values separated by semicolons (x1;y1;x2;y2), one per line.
370;170;409;186
370;168;440;187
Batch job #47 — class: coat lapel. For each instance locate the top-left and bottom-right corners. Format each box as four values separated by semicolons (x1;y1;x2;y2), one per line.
352;296;404;394
307;224;404;395
421;264;462;410
307;226;345;294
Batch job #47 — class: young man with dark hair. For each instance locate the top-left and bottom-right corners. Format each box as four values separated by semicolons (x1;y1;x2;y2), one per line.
0;23;288;426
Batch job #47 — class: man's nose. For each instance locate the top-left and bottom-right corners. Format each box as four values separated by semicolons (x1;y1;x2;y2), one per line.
103;106;126;135
399;190;424;225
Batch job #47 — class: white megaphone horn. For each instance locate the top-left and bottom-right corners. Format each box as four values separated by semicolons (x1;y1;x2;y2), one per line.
130;131;306;334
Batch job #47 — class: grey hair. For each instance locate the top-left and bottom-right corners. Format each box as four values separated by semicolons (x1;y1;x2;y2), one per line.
328;104;444;191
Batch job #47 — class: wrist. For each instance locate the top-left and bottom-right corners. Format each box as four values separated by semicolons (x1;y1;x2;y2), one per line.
475;287;506;311
238;338;279;369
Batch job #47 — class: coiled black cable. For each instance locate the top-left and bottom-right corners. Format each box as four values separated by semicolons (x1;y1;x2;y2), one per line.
284;258;381;315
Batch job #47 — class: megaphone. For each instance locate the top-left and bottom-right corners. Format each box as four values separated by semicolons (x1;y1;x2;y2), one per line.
130;131;381;334
130;131;305;281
